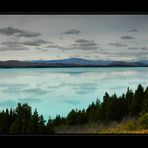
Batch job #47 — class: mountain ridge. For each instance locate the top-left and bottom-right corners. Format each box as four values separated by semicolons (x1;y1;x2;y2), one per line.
0;58;148;68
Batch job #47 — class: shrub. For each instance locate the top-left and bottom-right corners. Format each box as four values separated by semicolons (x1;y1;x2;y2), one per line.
138;113;148;129
125;120;138;130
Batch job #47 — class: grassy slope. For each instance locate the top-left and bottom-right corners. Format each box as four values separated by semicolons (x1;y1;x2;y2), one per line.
55;118;148;134
99;120;148;134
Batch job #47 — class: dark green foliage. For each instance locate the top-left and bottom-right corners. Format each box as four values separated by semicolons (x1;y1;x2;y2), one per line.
116;95;127;120
0;103;54;134
11;103;32;134
47;116;55;134
66;109;88;126
125;87;134;115
104;93;118;120
131;84;144;116
100;92;110;121
65;84;147;126
138;113;148;129
0;109;12;134
52;115;66;127
142;87;148;113
86;99;101;122
26;109;40;134
100;93;125;121
66;109;79;125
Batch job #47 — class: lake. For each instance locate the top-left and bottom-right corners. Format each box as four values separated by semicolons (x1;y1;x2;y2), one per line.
0;67;148;120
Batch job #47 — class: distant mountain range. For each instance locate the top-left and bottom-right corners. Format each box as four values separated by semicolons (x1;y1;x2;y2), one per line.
0;58;148;68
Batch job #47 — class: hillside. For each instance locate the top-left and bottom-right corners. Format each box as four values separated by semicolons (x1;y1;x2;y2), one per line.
1;58;148;68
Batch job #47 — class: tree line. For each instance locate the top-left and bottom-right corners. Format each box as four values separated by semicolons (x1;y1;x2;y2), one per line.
51;84;148;127
0;84;148;134
0;103;54;134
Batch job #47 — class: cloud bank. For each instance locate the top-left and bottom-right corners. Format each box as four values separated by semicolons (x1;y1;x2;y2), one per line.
63;29;80;35
0;27;41;37
121;35;136;40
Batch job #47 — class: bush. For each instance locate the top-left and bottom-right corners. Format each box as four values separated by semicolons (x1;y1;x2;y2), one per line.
124;120;138;130
138;113;148;129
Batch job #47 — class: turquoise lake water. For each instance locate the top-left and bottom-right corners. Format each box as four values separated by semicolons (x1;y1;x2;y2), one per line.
0;67;148;120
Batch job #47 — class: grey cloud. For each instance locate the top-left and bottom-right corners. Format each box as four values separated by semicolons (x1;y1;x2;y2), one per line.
46;45;58;48
64;29;80;35
70;45;98;50
2;85;50;96
113;51;148;60
109;43;127;47
0;27;22;35
21;88;50;95
70;39;98;50
46;44;68;50
0;46;29;52
121;35;136;40
129;29;138;32
59;37;63;39
75;39;95;44
41;39;98;51
38;39;99;51
36;47;48;52
0;27;41;37
1;41;21;48
128;47;138;50
20;39;49;46
95;50;109;54
141;46;148;50
17;31;41;37
47;41;54;44
1;39;49;49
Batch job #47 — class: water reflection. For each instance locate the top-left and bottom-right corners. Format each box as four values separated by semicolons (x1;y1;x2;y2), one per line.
0;67;148;120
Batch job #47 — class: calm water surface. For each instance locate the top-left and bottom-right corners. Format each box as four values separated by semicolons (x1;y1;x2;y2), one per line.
0;67;148;120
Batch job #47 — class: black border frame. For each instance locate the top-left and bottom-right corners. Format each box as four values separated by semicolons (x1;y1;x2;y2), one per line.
0;11;148;146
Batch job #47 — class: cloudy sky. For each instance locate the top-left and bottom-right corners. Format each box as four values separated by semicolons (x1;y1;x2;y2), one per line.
0;15;148;61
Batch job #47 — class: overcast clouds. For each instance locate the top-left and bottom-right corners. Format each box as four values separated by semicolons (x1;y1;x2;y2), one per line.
0;15;148;61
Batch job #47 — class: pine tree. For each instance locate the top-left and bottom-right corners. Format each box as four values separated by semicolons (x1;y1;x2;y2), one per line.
131;84;144;116
66;109;78;125
125;87;134;115
27;109;40;134
142;86;148;113
47;116;55;134
100;92;110;121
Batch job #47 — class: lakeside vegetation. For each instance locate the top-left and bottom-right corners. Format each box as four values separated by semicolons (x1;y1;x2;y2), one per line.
0;84;148;134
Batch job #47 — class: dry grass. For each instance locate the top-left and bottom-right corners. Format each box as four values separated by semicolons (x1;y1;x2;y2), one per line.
55;122;106;133
98;118;146;134
55;118;148;134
